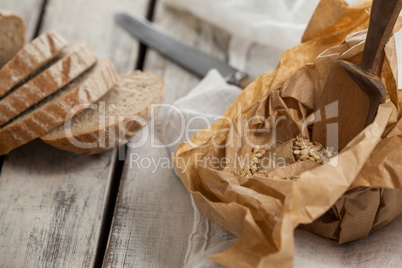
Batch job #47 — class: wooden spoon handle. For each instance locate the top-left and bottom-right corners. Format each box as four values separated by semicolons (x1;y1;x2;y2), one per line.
360;0;402;75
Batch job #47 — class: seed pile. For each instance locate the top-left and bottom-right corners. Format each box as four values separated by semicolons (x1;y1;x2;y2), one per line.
293;135;335;164
241;145;269;179
240;135;336;180
240;145;298;180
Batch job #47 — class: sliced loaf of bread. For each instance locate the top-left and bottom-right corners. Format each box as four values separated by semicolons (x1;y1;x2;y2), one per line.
0;43;97;126
0;10;25;68
42;71;165;155
0;32;68;97
0;59;118;156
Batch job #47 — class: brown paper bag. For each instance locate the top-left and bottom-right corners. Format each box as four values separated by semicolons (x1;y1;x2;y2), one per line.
174;0;402;267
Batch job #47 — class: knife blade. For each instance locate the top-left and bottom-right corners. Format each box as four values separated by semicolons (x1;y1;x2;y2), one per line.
115;12;254;89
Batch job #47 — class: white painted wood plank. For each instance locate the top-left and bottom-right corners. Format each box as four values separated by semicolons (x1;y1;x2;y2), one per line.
0;0;148;266
39;0;148;73
104;134;194;268
144;4;231;104
0;0;43;40
104;2;231;267
0;140;116;267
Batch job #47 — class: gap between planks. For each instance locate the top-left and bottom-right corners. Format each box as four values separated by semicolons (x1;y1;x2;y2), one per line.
93;146;126;268
102;1;232;267
33;0;48;39
135;0;158;71
0;0;149;267
95;0;159;266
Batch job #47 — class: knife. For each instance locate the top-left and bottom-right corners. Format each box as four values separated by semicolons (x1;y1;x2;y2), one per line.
115;12;254;89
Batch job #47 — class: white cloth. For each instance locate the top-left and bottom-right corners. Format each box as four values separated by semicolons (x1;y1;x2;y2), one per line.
160;70;240;268
159;0;402;267
165;0;319;50
164;0;363;73
161;69;241;158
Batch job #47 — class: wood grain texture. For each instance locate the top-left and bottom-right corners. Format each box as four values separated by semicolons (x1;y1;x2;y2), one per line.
0;0;44;40
144;3;231;104
104;2;231;267
0;140;116;267
0;0;148;266
103;134;195;268
360;0;402;75
39;0;148;73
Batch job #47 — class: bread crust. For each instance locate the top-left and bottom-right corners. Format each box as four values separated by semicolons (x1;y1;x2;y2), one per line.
0;32;68;97
0;43;97;126
41;71;165;155
0;59;118;156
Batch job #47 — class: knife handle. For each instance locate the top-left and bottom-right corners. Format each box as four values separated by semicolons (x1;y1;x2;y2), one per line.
238;76;255;89
226;71;255;89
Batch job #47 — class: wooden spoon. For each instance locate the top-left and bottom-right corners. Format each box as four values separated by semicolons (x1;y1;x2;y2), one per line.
312;0;402;151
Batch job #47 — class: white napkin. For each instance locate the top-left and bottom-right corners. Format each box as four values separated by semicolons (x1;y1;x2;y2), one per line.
161;69;241;158
160;70;240;268
164;0;320;49
164;0;364;73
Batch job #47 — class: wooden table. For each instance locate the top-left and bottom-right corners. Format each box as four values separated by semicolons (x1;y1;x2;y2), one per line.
0;0;271;267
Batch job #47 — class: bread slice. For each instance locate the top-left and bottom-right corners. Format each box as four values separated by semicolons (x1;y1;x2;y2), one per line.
42;71;165;155
0;10;26;68
0;43;97;126
0;59;118;156
0;32;68;98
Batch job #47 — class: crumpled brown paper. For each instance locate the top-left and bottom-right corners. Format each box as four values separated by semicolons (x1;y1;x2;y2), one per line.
174;0;402;267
